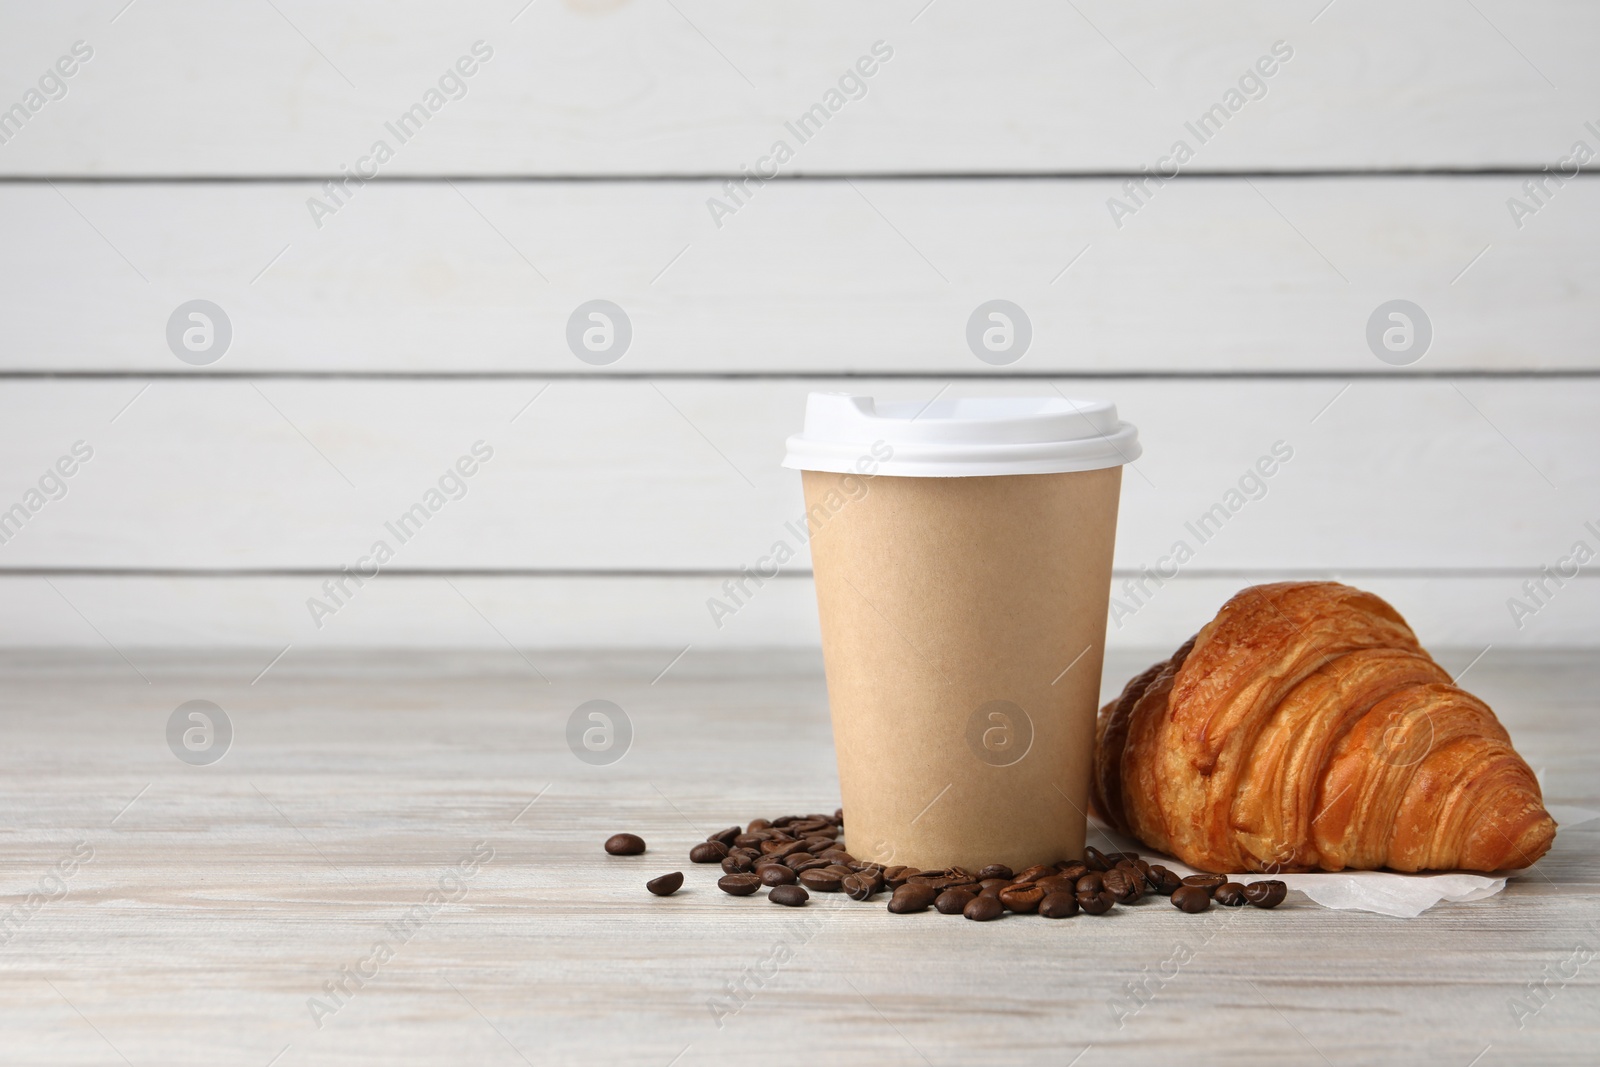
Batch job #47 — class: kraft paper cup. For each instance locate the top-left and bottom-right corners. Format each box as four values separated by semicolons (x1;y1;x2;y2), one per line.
784;394;1140;872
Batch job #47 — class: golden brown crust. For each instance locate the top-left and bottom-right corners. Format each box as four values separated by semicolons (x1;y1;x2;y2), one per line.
1093;582;1557;873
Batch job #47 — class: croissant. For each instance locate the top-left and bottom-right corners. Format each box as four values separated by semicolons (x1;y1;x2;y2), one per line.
1091;581;1556;873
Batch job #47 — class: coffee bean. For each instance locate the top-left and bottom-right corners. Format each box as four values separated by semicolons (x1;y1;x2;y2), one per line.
768;884;809;907
1171;885;1211;913
771;815;798;828
834;807;844;824
707;826;741;847
782;851;816;868
791;857;830;873
1244;880;1288;908
721;854;754;874
888;883;937;914
690;842;729;864
935;889;976;915
605;833;646;856
746;818;772;833
760;864;797;886
798;869;844;892
998;884;1045;913
1039;891;1080;918
1083;846;1111;872
821;850;856;866
734;833;768;850
976;864;1013;880
1077;888;1115;915
718;873;762;896
1181;873;1226;895
1075;871;1104;894
886;868;923;890
1056;862;1090;882
1012;864;1055;885
842;872;882;900
883;865;910;881
761;839;805;858
1035;875;1074;896
646;872;684;896
1146;865;1183;895
1102;866;1143;904
1105;851;1141;865
978;878;1008;897
1214;882;1248;907
963;894;1004;921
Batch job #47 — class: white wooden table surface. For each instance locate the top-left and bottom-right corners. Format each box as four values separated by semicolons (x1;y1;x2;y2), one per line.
1;648;1595;1066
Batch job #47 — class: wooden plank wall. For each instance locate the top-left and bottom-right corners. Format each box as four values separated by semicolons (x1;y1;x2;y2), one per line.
1;1;1595;652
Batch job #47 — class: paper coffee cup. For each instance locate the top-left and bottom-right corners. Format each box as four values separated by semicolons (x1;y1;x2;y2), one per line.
784;393;1140;872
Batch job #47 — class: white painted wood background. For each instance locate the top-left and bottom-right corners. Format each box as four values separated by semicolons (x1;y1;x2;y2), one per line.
1;0;1595;647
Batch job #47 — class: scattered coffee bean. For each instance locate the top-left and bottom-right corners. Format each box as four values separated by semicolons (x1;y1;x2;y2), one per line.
1214;882;1248;907
768;884;809;907
888;883;937;913
1039;891;1079;918
1076;888;1115;915
1035;875;1074;896
646;872;684;896
799;869;844;893
1102;866;1143;905
1244;880;1288;909
963;894;1004;921
760;864;797;886
717;873;762;896
842;872;883;900
605;833;646;856
1012;864;1056;885
690;841;730;864
1146;865;1183;895
615;810;1298;928
998;884;1045;913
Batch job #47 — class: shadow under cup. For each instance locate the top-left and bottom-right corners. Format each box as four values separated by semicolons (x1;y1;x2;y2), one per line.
802;465;1123;873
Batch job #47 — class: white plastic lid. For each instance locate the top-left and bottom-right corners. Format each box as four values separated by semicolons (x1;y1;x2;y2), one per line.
782;393;1141;478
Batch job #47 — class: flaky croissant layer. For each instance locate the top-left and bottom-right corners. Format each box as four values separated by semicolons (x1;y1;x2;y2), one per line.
1091;582;1556;873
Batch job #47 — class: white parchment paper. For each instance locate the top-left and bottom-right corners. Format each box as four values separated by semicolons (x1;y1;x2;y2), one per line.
1083;809;1595;918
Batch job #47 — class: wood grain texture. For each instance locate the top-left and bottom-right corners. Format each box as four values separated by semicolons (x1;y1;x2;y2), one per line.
4;570;1599;651
0;377;1592;571
0;649;1593;1065
4;177;1596;372
2;0;1596;175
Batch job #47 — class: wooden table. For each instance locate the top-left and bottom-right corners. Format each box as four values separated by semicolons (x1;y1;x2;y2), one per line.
1;648;1595;1066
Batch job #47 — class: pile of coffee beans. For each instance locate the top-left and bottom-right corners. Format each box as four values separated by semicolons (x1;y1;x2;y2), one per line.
606;811;1290;919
